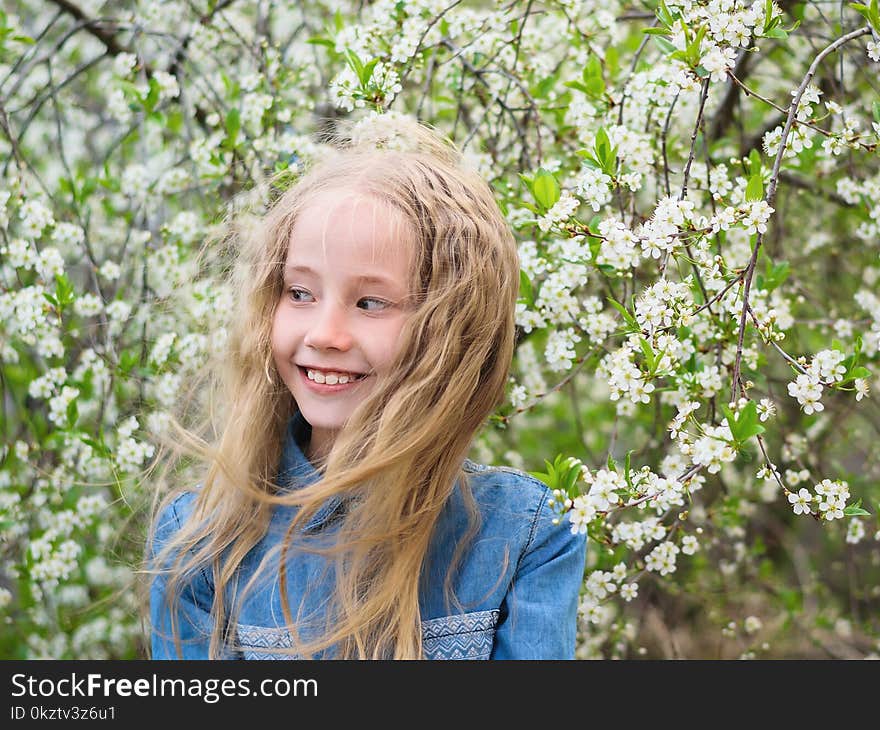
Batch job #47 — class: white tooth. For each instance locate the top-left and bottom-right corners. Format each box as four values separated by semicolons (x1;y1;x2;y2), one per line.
337;375;350;384
325;373;339;385
307;370;315;380
314;371;326;384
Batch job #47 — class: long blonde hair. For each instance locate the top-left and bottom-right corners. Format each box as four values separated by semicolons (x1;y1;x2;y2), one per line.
146;116;520;659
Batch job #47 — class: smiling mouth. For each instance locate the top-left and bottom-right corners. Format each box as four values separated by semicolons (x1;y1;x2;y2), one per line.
298;366;368;385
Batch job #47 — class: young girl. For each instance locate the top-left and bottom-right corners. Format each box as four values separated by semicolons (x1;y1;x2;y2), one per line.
148;115;586;660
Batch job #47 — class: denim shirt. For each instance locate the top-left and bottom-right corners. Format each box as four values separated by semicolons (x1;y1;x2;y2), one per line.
150;412;587;660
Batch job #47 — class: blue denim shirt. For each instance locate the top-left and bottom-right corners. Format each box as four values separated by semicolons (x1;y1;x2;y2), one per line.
150;412;586;659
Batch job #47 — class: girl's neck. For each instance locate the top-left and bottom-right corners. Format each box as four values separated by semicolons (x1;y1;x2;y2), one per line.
306;426;336;466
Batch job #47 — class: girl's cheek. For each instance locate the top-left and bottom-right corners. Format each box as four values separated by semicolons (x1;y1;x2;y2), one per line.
271;308;297;346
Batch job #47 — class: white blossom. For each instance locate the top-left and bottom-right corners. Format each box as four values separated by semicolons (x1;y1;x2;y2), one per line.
787;487;813;516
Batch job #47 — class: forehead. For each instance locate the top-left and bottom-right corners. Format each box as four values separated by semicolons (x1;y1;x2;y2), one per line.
285;189;413;271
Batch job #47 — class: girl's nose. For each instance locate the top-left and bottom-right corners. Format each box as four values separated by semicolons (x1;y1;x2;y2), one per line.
303;300;353;351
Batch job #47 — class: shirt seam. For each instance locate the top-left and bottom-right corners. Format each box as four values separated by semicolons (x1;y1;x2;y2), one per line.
515;486;549;575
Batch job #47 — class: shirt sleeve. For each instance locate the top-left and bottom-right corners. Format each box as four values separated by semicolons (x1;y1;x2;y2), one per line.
149;494;222;660
490;488;586;659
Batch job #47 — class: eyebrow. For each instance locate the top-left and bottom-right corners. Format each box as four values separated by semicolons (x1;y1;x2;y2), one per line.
283;264;400;288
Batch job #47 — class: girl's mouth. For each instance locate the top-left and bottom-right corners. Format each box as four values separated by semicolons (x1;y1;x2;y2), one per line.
298;366;368;392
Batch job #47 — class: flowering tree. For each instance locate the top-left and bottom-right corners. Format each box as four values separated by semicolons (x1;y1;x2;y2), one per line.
1;0;878;659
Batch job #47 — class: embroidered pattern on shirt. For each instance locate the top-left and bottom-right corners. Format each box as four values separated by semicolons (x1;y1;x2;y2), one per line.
235;609;500;660
236;623;302;660
421;609;500;660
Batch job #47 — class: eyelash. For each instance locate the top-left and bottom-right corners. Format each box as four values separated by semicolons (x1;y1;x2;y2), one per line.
286;287;390;312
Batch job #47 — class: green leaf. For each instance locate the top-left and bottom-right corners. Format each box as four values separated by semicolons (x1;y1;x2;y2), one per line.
118;349;139;376
737;419;766;442
582;55;605;98
848;1;878;27
529;467;555;490
606;296;639;331
66;398;78;429
564;80;590;94
532;168;561;211
577;151;601;169
605;46;619;77
624;449;634;492
638;336;655;371
344;49;366;84
306;37;336;48
518;269;534;306
748;149;762;175
652;36;677;54
607;452;618;472
532;73;558;99
53;274;75;311
562;461;581;493
594;127;617;175
360;58;379;88
657;0;675;27
724;400;766;444
746;173;764;201
224;107;240;149
165;109;183;135
588;232;601;262
760;259;790;292
595;127;611;162
844;499;870;517
144;76;160;112
686;25;707;66
531;454;581;496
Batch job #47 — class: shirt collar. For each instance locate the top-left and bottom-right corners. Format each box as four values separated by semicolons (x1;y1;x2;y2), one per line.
277;410;345;532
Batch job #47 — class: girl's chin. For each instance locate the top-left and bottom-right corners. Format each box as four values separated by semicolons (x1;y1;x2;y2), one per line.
296;403;356;431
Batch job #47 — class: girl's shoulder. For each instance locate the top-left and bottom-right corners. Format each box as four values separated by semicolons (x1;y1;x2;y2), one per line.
150;489;200;550
460;457;554;516
462;457;549;489
455;457;585;567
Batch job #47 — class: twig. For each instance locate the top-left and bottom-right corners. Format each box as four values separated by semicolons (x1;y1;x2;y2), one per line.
730;25;873;404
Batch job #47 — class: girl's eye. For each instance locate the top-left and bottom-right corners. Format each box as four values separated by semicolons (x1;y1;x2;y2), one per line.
287;288;313;303
287;289;389;311
358;297;390;312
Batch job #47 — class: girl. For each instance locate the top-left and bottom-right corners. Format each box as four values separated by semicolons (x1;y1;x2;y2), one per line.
148;114;586;660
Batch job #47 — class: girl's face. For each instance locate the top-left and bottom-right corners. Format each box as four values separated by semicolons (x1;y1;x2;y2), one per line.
271;189;415;462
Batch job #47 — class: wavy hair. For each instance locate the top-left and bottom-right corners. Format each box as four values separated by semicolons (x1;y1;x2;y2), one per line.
145;116;520;659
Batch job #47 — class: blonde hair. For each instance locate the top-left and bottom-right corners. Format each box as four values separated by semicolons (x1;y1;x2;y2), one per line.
146;116;520;659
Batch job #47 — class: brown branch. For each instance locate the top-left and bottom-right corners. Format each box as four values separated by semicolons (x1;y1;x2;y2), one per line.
46;0;127;55
709;44;754;142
